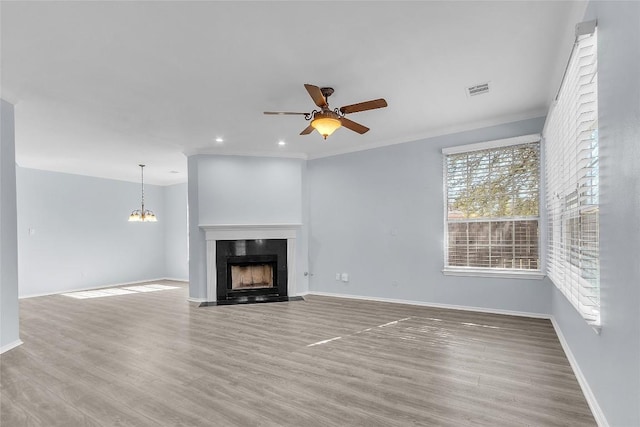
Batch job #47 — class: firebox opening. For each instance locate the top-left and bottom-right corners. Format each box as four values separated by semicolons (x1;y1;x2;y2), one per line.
231;264;274;290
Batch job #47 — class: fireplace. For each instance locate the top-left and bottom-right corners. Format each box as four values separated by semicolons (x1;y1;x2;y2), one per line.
216;239;288;304
200;224;301;305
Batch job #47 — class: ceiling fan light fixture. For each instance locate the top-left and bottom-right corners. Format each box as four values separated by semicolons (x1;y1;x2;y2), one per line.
311;113;341;139
264;84;387;139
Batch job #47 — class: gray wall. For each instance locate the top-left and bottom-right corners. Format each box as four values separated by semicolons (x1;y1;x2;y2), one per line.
164;183;189;280
308;117;551;315
1;99;20;351
187;155;206;300
549;2;640;426
187;154;309;300
16;167;167;297
196;155;303;225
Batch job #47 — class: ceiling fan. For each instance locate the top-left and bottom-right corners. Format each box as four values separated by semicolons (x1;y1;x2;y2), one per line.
264;84;388;139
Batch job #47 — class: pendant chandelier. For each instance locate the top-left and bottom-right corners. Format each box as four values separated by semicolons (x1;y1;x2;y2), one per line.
128;164;157;222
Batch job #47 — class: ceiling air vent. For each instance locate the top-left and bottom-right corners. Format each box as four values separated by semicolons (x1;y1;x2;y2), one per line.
466;82;490;97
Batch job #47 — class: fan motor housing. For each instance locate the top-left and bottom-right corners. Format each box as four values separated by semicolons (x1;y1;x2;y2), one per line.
320;87;334;99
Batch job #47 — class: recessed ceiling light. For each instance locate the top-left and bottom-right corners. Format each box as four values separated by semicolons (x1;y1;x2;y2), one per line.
278;141;286;146
169;170;180;174
215;137;224;143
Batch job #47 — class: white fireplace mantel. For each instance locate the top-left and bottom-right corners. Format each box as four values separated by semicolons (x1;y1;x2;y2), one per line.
199;224;301;302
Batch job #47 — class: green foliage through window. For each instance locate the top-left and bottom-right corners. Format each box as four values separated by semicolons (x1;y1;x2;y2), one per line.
447;143;539;219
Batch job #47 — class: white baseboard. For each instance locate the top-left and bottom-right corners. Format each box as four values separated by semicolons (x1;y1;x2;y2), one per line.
307;291;552;319
163;278;189;283
0;339;23;354
187;297;208;303
550;317;609;427
19;277;187;299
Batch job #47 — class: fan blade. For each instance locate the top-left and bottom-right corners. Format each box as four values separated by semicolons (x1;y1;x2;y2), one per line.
340;117;369;134
264;111;307;115
339;98;387;115
300;124;314;135
304;84;328;108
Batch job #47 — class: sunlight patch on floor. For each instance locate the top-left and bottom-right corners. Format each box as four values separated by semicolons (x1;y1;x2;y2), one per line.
62;284;179;299
307;336;343;347
306;317;414;348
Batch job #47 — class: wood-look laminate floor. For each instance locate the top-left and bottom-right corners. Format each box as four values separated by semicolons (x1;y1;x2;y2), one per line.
1;281;596;427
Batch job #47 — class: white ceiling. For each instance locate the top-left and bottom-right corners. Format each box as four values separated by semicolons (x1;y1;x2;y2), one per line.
1;1;585;185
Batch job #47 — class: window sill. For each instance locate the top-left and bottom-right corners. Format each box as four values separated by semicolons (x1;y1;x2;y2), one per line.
442;268;545;280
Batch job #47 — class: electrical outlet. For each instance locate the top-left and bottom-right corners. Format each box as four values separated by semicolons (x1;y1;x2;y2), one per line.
335;273;341;281
341;273;349;282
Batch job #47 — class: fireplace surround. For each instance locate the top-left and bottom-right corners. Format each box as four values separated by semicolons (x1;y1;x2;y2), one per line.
200;224;301;305
216;239;287;303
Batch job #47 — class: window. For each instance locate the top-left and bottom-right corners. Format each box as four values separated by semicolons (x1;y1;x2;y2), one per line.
443;136;541;275
544;26;599;326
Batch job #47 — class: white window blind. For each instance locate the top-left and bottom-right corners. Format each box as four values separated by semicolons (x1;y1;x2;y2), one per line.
444;139;540;272
543;28;599;325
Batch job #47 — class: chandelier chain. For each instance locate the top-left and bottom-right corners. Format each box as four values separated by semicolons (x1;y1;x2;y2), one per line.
140;164;145;211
